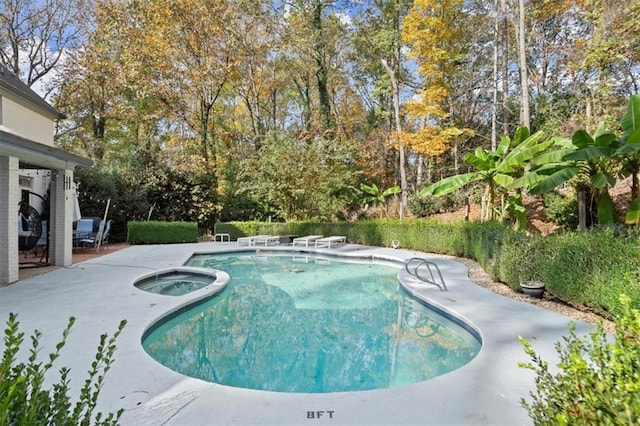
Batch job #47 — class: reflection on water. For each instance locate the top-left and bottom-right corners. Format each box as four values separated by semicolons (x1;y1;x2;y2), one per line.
142;253;481;393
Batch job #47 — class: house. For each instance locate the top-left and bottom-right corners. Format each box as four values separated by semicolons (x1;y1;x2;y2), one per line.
0;67;92;284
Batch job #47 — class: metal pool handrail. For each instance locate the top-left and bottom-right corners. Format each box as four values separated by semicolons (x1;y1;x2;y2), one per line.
405;258;448;291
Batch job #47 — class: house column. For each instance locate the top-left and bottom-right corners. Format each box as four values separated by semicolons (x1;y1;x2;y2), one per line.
49;167;74;267
0;155;19;284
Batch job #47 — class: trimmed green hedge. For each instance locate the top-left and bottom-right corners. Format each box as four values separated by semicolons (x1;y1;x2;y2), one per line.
215;220;640;318
127;221;198;244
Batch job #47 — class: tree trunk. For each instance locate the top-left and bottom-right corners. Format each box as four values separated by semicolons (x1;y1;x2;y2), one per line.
200;97;211;162
491;0;500;150
381;58;408;220
501;0;509;135
313;0;332;130
517;0;530;128
416;155;423;188
578;189;587;230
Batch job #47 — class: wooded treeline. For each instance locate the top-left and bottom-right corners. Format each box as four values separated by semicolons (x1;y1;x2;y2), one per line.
2;0;639;228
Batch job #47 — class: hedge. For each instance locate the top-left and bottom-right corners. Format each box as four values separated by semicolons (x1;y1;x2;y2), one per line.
127;221;198;244
215;220;640;318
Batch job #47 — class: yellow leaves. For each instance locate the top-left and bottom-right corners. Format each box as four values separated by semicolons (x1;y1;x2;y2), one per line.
402;0;468;153
397;126;473;157
405;85;450;120
398;128;449;157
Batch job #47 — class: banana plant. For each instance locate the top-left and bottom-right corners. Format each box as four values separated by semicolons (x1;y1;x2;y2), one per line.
528;124;619;228
422;127;553;227
614;95;640;225
360;183;401;206
518;97;640;228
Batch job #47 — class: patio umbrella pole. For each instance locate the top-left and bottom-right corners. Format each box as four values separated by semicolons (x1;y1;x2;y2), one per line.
96;199;111;252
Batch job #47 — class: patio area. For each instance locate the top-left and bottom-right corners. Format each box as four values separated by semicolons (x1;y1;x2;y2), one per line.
1;242;593;425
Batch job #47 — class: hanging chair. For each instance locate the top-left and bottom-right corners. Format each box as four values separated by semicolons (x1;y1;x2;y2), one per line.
18;202;42;252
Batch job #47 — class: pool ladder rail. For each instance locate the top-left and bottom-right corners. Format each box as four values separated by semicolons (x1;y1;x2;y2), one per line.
405;258;448;291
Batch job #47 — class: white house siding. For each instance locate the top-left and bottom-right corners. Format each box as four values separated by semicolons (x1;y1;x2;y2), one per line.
2;96;55;146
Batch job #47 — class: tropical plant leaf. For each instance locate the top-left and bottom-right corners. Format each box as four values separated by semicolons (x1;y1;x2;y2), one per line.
530;149;574;166
621;94;640;139
572;129;594;149
530;167;579;195
597;191;615;224
592;172;613;189
593;131;618;147
493;173;515;188
465;150;493;171
360;183;378;195
625;197;640;225
628;129;640;144
508;172;546;189
421;172;479;196
563;146;613;161
615;142;640;156
549;136;574;148
382;185;402;196
512;126;530;146
506;194;527;231
503;139;554;169
496;134;511;155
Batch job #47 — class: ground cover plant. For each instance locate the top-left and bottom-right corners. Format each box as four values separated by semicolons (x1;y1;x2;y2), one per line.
519;295;640;425
0;314;126;425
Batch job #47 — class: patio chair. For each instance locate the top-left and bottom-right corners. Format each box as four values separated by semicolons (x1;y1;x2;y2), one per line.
237;235;271;246
32;220;48;261
292;235;324;247
252;235;280;246
74;218;101;250
100;219;112;249
83;219;112;251
314;236;346;248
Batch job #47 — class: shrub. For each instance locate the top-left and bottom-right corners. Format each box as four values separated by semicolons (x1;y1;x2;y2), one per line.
127;221;198;244
519;295;640;425
213;219;640;316
542;190;578;230
0;314;126;425
408;190;468;218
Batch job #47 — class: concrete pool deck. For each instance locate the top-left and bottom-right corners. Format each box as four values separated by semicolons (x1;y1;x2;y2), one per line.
0;243;592;425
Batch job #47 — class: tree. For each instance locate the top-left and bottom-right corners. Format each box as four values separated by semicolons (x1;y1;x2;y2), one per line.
240;133;358;221
351;0;414;218
280;0;348;133
54;0;174;167
0;0;89;96
401;0;475;188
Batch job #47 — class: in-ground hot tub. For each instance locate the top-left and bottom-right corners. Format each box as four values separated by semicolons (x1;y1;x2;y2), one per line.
134;267;227;296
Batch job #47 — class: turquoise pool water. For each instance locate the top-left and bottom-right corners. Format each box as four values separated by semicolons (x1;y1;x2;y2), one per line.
142;252;481;393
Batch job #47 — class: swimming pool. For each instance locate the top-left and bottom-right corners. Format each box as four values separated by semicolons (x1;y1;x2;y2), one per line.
142;251;481;393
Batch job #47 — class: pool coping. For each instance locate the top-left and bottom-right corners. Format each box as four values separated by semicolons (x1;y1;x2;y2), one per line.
0;242;593;425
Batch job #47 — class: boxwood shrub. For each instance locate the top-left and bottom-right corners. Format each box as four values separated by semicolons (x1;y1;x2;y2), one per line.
127;221;198;244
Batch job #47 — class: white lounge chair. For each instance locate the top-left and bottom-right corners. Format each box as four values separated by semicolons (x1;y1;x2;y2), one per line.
314;236;346;248
252;235;280;246
292;235;324;247
236;235;272;246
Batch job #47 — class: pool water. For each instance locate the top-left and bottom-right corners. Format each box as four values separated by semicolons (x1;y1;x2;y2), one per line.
142;252;481;393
